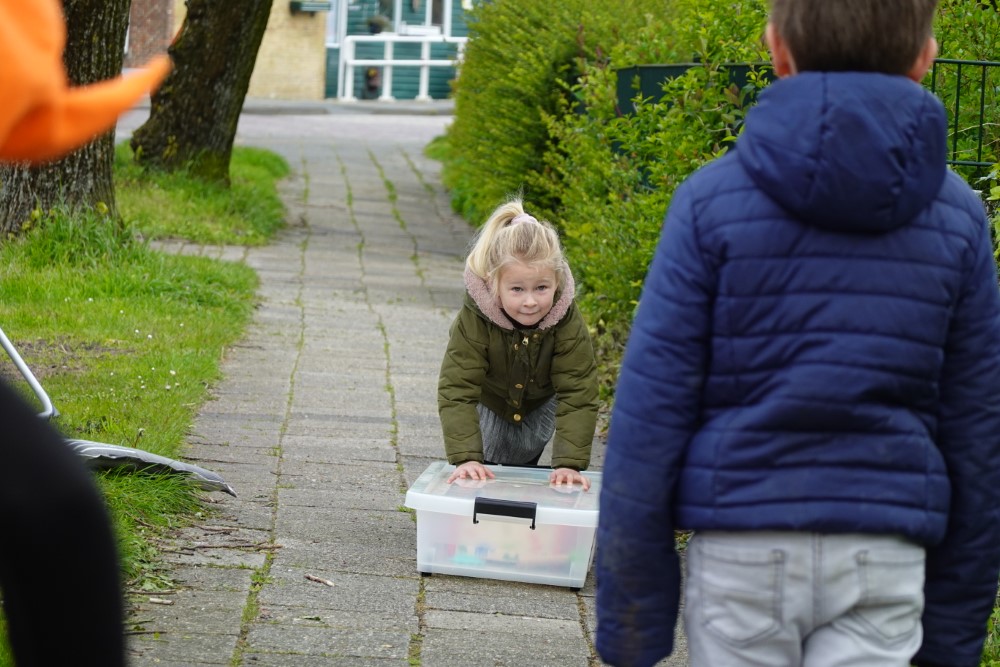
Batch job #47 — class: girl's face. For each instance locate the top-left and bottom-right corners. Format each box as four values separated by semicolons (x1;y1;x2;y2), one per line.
497;261;557;327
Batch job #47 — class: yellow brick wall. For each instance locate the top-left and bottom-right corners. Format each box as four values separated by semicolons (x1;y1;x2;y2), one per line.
173;0;327;101
172;0;184;34
248;3;328;100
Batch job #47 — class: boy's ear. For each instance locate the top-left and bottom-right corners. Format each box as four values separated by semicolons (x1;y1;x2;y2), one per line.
765;23;796;78
907;36;938;82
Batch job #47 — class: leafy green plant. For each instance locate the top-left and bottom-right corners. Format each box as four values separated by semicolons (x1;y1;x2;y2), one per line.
529;2;768;396
442;0;669;226
439;0;1000;400
986;164;1000;259
928;2;1000;183
438;0;769;395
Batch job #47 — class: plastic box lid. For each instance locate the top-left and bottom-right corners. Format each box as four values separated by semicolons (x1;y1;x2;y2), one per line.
404;461;601;528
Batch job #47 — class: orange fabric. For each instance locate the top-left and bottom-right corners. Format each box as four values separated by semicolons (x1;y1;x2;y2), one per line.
0;0;171;164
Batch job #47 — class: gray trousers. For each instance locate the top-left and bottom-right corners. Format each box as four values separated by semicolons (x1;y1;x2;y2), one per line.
684;531;926;667
477;396;556;466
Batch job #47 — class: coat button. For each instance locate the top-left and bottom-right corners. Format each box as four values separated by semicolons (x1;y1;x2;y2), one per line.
515;383;523;389
513;414;522;422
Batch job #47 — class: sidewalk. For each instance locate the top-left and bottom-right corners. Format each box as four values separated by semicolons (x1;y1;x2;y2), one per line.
123;105;688;666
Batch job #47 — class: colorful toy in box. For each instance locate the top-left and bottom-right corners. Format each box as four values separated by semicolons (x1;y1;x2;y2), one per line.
432;518;585;571
405;461;601;588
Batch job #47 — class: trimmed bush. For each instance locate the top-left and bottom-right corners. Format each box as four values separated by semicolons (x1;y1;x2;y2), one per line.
443;0;668;226
440;0;1000;397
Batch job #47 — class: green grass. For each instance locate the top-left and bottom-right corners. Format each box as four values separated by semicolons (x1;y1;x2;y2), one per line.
0;145;288;665
115;143;290;245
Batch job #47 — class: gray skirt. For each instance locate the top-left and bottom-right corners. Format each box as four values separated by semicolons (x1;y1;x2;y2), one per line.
477;396;557;465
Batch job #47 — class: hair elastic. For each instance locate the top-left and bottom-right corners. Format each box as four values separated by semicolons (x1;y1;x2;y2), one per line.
510;213;538;226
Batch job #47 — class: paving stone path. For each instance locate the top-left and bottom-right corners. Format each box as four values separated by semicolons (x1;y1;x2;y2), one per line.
118;101;688;667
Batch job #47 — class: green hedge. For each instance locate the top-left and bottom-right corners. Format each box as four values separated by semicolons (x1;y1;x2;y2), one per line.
442;0;671;226
441;0;1000;398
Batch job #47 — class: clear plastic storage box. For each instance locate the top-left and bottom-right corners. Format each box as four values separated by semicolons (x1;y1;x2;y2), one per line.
404;461;601;588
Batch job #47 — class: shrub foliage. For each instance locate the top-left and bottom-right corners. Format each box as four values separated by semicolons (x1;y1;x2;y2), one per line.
442;0;1000;399
443;0;666;225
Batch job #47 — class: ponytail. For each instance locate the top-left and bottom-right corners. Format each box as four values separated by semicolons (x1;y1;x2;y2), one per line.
466;197;566;294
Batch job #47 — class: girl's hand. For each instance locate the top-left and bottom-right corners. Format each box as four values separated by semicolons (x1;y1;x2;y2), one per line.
550;467;590;491
447;460;496;483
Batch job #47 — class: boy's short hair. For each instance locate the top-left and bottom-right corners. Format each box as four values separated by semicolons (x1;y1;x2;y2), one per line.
769;0;938;75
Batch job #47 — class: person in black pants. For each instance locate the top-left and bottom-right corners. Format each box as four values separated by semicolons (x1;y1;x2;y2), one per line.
0;379;124;666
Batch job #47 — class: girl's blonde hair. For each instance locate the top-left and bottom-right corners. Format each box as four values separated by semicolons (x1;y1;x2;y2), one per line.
466;198;565;294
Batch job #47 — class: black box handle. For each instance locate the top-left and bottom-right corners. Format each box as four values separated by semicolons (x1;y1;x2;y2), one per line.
473;497;537;530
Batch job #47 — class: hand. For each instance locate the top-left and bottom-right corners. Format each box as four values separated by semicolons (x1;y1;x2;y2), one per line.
447;460;496;483
550;467;590;491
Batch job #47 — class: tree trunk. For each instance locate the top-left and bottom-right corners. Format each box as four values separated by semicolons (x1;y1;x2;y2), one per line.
0;0;130;237
129;0;273;185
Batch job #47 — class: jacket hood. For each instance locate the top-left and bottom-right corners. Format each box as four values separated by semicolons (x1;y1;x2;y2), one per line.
464;263;576;331
737;72;947;233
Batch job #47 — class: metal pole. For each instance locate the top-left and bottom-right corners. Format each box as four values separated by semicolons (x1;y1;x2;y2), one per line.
0;326;57;420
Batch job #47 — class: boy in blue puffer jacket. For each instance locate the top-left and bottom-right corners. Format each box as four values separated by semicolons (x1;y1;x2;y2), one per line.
595;1;1000;666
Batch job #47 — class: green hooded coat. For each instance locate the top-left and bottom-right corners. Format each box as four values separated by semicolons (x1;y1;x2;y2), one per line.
438;265;599;470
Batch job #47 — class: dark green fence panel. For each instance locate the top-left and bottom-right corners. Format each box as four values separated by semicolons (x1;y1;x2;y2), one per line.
616;60;1000;172
614;62;776;115
929;59;1000;170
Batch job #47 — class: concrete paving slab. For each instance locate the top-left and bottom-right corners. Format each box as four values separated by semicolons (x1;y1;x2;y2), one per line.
245;623;411;661
273;537;417;578
274;506;413;546
129;631;239;665
279;441;398;465
255;606;419;634
243;654;403;667
424;585;582;621
425;608;584;637
420;627;591;667
259;568;420;616
277;487;405;512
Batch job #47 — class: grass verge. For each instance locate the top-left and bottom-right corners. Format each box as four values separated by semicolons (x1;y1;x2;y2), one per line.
0;145;288;665
115;142;289;245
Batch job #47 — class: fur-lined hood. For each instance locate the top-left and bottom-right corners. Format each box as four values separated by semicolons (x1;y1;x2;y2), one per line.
463;263;576;331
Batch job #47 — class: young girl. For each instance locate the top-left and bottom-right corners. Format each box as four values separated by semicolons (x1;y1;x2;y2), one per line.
438;198;598;490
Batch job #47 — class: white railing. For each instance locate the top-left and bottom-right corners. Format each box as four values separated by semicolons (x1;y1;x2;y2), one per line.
338;34;468;102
